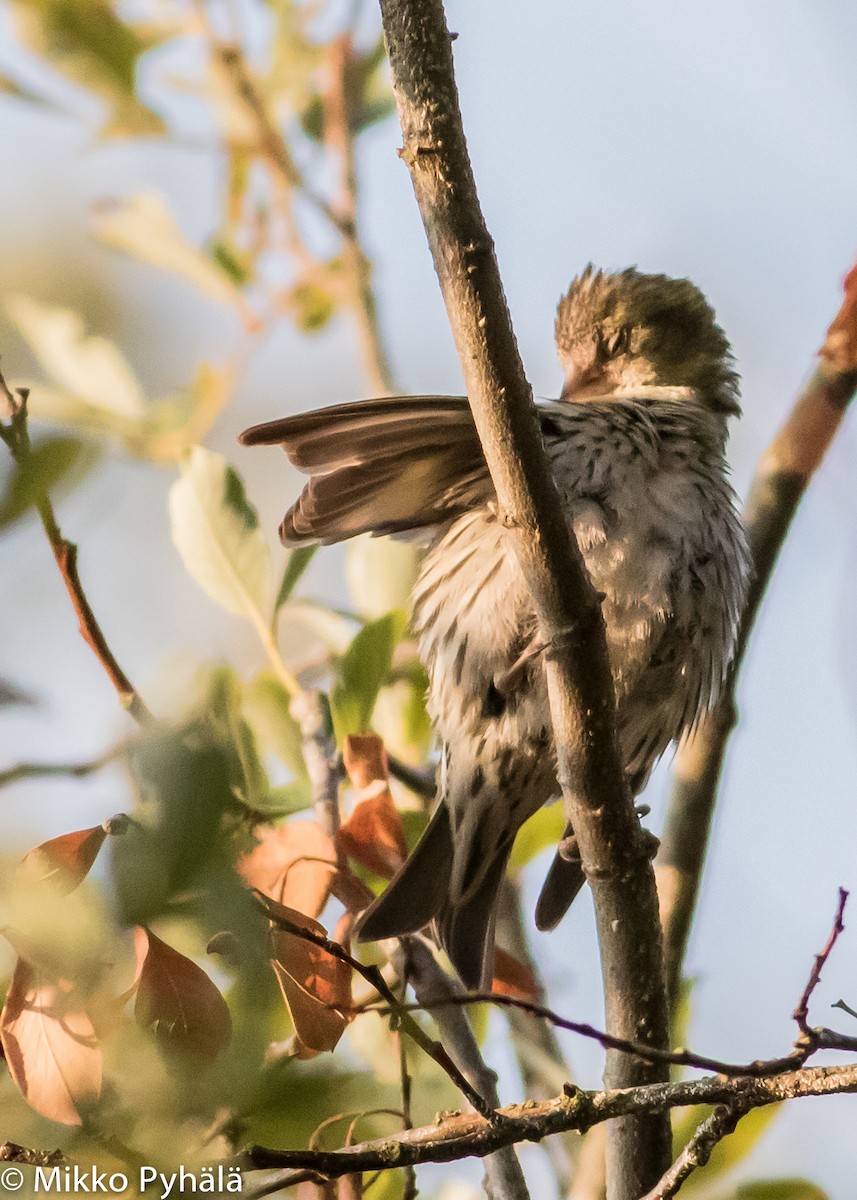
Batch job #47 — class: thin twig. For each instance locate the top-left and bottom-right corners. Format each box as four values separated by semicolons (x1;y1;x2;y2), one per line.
0;741;129;790
657;263;857;1005
0;1144;67;1167
253;891;500;1123
395;946;419;1200
323;33;395;394
0;376;152;725
376;4;671;1193
360;886;856;1079
215;39;394;395
793;888;849;1038
290;690;342;839
637;1104;745;1200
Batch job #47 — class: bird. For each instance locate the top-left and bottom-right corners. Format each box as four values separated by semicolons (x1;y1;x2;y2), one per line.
239;266;751;990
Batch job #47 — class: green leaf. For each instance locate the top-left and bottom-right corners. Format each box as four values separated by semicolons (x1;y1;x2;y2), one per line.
275;545;317;613
169;447;273;623
0;436;91;531
209;239;252;287
112;725;236;925
508;804;566;873
734;1181;828;1200
241;673;308;783
345;535;420;620
8;0;165;136
331;611;407;742
92;193;243;305
205;667;269;813
290;281;336;332
6;294;147;416
677;1103;781;1192
282;600;355;654
264;782;313;817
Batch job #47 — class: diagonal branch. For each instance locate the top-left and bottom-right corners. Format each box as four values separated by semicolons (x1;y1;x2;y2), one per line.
375;3;670;1195
657;263;857;1004
0;375;152;725
637;1104;745;1200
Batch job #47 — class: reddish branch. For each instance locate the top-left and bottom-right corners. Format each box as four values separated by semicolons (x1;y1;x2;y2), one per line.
658;265;857;1002
0;375;152;725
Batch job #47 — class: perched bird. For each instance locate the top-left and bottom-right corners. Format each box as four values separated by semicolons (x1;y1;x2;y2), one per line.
239;266;750;989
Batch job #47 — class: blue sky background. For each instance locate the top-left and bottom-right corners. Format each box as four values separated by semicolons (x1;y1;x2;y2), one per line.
2;0;857;1194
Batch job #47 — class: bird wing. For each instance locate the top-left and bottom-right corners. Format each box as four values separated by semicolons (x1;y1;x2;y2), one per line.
240;396;492;545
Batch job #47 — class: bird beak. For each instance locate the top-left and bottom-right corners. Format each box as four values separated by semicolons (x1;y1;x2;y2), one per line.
560;362;609;401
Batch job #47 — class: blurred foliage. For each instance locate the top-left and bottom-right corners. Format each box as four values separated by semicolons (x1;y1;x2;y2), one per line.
0;0;831;1197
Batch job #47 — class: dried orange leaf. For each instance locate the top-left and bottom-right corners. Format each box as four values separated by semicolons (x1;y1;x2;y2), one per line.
340;735;407;878
20;825;108;894
330;869;375;915
492;948;540;1001
270;906;352;1054
0;959;102;1125
342;733;388;789
239;821;337;919
133;928;232;1060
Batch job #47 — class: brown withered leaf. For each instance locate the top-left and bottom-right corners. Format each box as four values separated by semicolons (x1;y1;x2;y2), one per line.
337;1175;363;1200
20;825;108;894
340;735;407;878
239;821;338;919
0;959;102;1125
270;907;352;1055
821;262;857;373
492;948;540;1001
133;928;232;1060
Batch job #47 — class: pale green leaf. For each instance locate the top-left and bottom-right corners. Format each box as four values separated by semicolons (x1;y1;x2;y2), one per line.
6;294;146;416
282;599;355;654
8;0;164;137
275;545;317;613
23;363;232;463
205;666;269;813
734;1180;827;1200
92;193;242;305
508;804;566;873
0;436;92;530
331;611;407;742
371;674;432;763
241;673;308;783
345;535;420;620
169;447;273;622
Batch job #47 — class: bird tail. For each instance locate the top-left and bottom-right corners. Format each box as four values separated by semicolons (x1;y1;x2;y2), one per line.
534;822;587;931
355;800;511;990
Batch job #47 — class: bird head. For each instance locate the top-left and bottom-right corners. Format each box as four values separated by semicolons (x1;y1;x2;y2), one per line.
554;266;740;416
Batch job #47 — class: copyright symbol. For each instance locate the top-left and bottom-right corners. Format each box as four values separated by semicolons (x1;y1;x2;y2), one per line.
0;1168;24;1191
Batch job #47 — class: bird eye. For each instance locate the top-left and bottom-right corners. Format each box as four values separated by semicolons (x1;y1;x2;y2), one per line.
606;326;630;357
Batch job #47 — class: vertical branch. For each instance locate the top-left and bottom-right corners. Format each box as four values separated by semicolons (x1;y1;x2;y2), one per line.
657;266;857;1005
324;34;396;394
375;3;671;1196
399;939;531;1200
